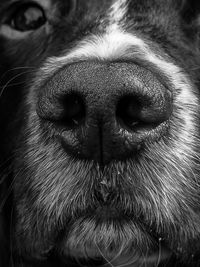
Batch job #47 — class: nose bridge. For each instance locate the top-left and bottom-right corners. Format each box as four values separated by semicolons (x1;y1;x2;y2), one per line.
77;63;118;114
79;63;124;121
67;62;127;101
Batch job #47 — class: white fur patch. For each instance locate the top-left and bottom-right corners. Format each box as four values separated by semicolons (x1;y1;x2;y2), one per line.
42;31;147;72
107;0;128;31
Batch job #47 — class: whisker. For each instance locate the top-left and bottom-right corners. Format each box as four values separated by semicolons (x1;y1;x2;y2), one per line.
0;167;24;212
0;66;36;85
0;80;33;89
94;240;114;267
155;238;162;267
0;70;36;98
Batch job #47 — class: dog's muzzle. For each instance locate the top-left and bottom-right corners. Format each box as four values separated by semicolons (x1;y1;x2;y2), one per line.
37;62;172;164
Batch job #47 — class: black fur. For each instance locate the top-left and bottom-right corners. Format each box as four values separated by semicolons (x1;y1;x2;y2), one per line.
1;0;200;266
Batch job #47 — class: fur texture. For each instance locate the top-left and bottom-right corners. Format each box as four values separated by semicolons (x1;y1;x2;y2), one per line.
1;0;200;266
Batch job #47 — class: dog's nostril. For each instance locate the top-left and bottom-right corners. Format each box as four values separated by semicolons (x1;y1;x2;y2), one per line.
116;96;142;129
60;93;86;127
116;95;168;132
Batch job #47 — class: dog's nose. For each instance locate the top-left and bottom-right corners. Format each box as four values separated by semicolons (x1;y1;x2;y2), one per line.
37;62;172;164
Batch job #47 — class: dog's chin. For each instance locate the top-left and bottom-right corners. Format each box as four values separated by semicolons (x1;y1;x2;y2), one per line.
57;212;171;266
13;149;200;265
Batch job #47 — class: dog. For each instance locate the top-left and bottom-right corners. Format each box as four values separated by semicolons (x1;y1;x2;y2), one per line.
1;0;200;266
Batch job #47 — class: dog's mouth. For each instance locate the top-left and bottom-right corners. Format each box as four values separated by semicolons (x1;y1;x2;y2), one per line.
52;239;172;267
14;159;184;266
58;250;172;267
60;248;171;266
19;213;173;267
53;206;172;267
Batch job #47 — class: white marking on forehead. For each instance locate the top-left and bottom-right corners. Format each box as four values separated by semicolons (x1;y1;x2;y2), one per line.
44;31;146;71
108;0;128;31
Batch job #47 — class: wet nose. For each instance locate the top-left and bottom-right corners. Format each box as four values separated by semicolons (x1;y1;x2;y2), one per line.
37;62;172;165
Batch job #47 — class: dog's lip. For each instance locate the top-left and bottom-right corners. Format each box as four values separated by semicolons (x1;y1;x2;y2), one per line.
58;247;172;267
58;217;172;266
140;247;172;264
109;248;172;266
97;247;172;266
57;205;173;266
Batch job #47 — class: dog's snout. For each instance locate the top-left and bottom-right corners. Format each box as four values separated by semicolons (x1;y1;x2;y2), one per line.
37;62;172;164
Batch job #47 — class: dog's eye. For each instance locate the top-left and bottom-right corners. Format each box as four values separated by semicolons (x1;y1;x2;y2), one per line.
8;3;46;32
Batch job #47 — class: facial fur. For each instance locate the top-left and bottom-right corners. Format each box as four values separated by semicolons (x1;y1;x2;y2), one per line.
1;0;200;266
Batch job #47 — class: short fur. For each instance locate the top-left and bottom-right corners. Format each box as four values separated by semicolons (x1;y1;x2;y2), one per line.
1;0;200;266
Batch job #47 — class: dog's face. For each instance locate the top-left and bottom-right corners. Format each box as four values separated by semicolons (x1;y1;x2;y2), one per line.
1;0;200;266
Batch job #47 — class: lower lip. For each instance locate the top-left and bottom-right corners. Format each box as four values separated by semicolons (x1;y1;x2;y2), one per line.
59;213;172;266
110;248;171;267
143;249;171;264
59;249;172;267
